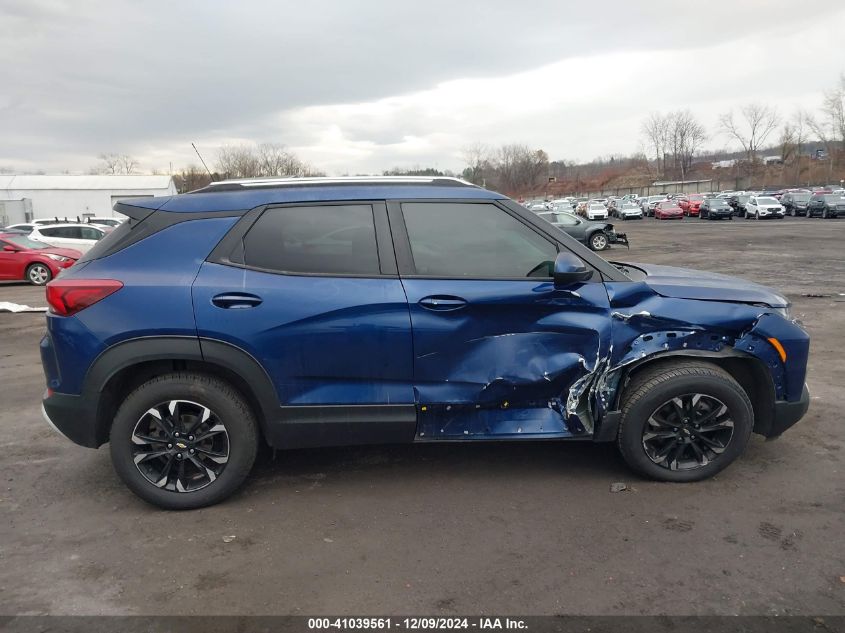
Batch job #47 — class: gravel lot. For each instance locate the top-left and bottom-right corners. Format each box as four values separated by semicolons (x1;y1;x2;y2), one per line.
1;216;844;616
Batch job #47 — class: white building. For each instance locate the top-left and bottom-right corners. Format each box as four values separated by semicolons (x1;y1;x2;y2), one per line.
0;174;177;224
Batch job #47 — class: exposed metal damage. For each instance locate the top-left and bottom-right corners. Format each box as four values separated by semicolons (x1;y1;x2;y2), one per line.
414;278;808;442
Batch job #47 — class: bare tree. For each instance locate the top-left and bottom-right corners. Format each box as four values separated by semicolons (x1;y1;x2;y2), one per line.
95;152;121;174
719;103;780;164
460;142;490;186
217;143;322;179
91;152;140;175
806;113;836;181
217;145;261;178
819;73;844;163
672;110;707;179
492;144;548;193
174;165;213;193
119;154;138;174
641;112;670;175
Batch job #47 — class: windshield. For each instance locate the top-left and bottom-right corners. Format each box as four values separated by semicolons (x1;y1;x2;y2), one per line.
757;197;779;205
791;194;811;202
3;235;51;249
822;194;845;202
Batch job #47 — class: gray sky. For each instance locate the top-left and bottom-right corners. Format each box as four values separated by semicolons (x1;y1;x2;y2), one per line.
1;0;843;175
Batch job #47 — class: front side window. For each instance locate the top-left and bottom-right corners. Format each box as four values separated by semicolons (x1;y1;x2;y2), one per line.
243;204;380;275
401;202;558;278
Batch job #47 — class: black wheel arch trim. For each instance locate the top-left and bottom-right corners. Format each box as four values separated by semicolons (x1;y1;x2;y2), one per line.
81;336;280;447
592;349;779;442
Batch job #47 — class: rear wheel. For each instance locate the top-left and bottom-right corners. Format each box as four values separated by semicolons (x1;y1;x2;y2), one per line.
109;373;259;510
26;263;52;286
617;361;753;482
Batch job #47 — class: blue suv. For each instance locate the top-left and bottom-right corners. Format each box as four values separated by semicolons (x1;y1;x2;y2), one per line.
40;177;810;509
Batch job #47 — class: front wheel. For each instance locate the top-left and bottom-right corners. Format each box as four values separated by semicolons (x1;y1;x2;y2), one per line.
26;263;52;286
589;232;609;251
822;208;829;219
109;373;259;510
617;361;753;482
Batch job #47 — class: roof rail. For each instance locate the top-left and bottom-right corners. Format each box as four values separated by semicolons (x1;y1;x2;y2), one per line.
195;175;478;192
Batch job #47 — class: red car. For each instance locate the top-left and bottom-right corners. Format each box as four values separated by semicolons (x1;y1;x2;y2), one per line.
678;194;706;216
654;201;684;220
0;233;81;285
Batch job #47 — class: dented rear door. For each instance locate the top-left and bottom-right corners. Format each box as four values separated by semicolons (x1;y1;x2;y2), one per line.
388;200;612;440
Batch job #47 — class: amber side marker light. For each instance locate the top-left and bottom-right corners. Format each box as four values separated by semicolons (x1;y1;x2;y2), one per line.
767;337;787;363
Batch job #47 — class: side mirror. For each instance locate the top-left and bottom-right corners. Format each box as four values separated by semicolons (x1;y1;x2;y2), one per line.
553;251;592;287
3;245;17;252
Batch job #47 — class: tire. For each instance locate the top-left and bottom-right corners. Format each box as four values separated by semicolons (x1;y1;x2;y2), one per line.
616;360;753;482
755;210;760;220
26;263;52;286
822;208;828;219
589;232;609;251
109;372;259;510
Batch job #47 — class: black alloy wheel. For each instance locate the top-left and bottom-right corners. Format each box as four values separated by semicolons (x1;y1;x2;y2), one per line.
130;400;230;493
641;394;734;471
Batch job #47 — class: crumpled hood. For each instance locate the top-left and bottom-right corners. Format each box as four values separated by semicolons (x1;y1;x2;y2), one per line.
622;262;789;307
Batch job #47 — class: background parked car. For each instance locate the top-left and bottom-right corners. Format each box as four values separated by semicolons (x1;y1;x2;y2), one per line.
641;195;666;217
679;194;706;216
538;211;628;251
5;223;37;233
0;232;80;285
585;202;609;220
611;201;643;220
654;201;684;220
728;193;751;217
806;192;845;218
84;216;124;228
29;223;106;253
780;192;812;216
699;198;733;220
744;196;785;220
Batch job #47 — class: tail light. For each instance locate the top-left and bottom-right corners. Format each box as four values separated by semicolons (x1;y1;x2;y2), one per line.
46;279;123;316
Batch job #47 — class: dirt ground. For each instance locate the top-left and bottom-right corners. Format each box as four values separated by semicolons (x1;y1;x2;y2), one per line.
1;216;843;616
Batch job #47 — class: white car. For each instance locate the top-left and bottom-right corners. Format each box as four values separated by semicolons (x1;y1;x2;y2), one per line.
29;223;106;253
743;196;785;220
585;203;609;220
85;216;125;228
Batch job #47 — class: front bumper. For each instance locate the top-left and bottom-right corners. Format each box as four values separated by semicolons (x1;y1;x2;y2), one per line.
607;232;629;248
767;383;810;438
41;389;100;448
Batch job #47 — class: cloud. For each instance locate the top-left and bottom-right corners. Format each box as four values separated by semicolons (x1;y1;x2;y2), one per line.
0;0;842;174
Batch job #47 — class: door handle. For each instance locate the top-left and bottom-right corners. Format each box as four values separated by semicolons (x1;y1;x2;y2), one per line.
211;293;263;309
418;295;467;311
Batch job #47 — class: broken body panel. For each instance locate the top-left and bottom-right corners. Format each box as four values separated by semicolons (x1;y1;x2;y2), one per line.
411;267;808;443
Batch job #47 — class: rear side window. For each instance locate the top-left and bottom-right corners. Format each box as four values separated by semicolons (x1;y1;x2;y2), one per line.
80;227;102;240
243;205;380;275
401;202;557;278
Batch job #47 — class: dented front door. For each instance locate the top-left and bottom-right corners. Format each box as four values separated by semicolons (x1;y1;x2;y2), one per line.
391;200;612;440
